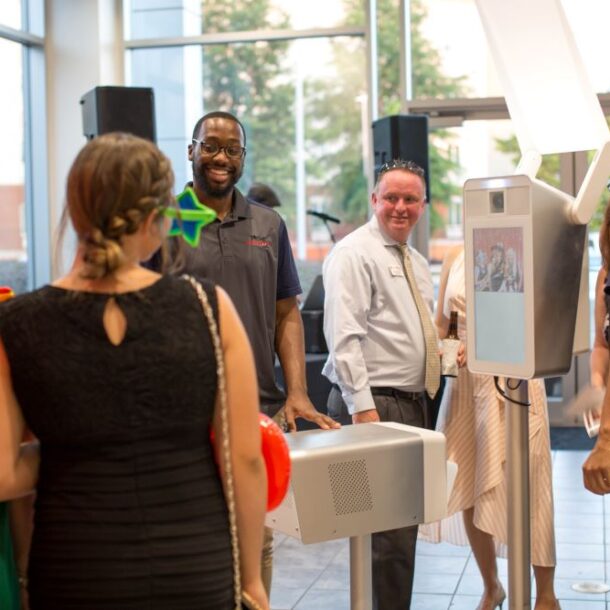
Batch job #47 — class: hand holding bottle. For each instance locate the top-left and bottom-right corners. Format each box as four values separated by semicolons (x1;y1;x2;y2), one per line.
441;311;461;377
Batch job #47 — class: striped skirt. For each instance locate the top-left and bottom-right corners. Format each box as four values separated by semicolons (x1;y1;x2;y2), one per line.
420;373;556;567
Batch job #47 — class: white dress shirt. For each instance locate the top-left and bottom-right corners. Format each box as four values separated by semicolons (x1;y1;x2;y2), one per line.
322;215;435;414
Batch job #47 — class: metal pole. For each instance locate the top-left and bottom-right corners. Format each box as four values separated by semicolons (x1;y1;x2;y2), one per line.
505;378;531;609
364;0;378;200
294;45;307;260
349;534;372;610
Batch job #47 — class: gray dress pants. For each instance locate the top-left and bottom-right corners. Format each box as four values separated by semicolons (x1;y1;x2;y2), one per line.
327;386;427;610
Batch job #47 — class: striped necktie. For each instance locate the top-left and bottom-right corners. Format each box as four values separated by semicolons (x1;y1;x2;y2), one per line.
398;244;441;399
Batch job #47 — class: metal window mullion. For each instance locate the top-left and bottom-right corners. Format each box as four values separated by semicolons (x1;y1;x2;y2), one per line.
124;26;365;50
364;0;377;200
399;0;412;110
0;23;43;46
22;43;50;288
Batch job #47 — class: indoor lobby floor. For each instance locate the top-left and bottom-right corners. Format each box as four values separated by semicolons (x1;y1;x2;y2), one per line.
269;449;609;609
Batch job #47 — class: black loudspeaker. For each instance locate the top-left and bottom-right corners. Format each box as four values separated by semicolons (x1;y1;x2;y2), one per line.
372;114;430;201
80;86;156;142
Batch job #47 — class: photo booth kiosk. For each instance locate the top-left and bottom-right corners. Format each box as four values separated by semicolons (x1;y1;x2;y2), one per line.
466;1;610;607
266;423;456;610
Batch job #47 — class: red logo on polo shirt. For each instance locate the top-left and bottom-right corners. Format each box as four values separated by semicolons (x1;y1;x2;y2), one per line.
245;238;271;247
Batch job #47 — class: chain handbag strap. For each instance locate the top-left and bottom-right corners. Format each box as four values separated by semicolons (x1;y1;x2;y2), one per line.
183;275;243;609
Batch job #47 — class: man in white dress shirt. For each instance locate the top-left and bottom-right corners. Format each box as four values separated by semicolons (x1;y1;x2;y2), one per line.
322;159;438;610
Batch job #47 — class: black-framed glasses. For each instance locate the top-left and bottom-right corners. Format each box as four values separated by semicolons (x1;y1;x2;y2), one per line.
378;158;426;179
192;139;246;160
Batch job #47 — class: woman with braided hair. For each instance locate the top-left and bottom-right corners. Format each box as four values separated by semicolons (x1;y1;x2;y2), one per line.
0;133;268;609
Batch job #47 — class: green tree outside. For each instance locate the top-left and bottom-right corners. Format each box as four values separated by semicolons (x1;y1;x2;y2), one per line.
201;1;296;222
199;0;469;236
307;0;468;234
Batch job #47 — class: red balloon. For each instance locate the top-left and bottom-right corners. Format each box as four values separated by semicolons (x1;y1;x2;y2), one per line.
258;413;291;511
209;413;291;511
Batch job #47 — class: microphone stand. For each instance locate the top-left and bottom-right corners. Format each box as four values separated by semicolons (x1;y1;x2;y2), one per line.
307;210;340;244
323;218;337;244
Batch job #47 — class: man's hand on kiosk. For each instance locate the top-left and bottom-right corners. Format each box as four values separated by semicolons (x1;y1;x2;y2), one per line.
352;409;380;425
284;392;340;432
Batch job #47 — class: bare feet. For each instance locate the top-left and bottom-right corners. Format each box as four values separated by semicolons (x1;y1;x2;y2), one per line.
476;583;506;610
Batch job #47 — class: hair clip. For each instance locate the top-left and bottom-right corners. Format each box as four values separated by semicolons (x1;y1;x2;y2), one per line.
164;187;217;248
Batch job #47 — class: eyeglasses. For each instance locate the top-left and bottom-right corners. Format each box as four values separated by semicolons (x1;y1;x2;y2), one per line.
192;139;246;160
378;159;426;179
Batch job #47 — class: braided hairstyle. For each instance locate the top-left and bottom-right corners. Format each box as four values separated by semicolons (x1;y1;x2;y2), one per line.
66;132;174;279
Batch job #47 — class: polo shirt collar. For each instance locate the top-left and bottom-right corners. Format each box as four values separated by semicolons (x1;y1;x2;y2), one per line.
184;182;252;221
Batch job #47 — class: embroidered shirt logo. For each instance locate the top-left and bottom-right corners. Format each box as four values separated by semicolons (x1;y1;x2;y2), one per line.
245;238;271;247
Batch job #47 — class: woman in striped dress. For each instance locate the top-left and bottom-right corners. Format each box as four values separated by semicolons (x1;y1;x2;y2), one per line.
422;245;559;610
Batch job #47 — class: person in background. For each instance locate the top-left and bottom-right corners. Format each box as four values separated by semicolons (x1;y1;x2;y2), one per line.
160;111;339;596
247;182;282;209
584;202;610;494
0;288;34;610
0;132;268;610
322;159;440;610
421;244;559;610
0;501;20;609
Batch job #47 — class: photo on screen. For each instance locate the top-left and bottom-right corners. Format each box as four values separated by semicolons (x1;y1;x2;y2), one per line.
473;227;524;293
473;226;526;365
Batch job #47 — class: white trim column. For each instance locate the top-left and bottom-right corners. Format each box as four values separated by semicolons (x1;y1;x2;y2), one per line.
45;0;124;276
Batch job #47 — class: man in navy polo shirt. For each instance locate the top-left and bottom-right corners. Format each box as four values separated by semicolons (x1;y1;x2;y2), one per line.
177;111;339;593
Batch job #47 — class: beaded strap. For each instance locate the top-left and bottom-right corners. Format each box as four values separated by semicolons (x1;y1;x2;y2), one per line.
183;275;243;609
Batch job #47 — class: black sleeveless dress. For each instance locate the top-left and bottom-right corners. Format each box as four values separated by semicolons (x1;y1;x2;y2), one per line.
0;275;234;609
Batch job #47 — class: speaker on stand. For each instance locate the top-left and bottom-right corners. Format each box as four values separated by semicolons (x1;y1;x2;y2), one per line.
372;114;430;201
80;86;157;142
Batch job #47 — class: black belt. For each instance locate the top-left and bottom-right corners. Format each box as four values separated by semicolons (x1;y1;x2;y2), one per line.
370;387;424;401
332;384;423;402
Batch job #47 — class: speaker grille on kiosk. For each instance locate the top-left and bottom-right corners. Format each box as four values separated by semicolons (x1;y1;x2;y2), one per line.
328;460;373;515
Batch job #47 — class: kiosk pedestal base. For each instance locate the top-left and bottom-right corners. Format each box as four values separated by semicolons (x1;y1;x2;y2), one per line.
349;534;372;610
507;379;531;609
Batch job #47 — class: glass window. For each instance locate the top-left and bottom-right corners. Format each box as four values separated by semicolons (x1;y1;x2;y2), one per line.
0;38;28;293
414;0;610;101
125;0;360;41
408;0;502;100
0;1;22;30
561;0;610;94
428;120;521;263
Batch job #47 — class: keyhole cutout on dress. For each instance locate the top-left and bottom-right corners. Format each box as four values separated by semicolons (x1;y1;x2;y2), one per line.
102;297;127;346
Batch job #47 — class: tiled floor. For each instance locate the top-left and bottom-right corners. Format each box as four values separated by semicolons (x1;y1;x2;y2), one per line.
269;449;609;609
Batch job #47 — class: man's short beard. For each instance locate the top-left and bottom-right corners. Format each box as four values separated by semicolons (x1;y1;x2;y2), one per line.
201;180;235;199
192;160;242;199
